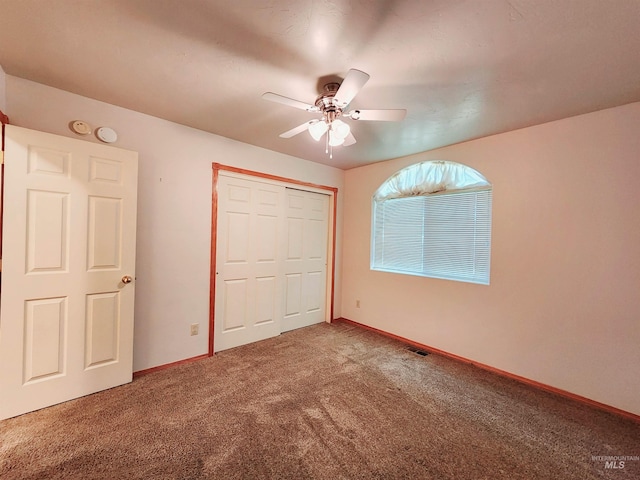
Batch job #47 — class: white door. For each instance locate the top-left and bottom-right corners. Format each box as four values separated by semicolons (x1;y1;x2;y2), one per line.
282;189;329;332
214;175;285;352
0;125;138;420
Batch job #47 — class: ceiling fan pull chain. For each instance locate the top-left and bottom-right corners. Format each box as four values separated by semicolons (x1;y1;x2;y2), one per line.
327;132;332;158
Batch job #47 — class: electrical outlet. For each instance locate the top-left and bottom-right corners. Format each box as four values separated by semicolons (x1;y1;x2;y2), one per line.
190;323;199;336
356;300;361;308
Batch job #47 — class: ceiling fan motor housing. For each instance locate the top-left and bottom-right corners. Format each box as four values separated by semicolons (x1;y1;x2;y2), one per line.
315;82;344;122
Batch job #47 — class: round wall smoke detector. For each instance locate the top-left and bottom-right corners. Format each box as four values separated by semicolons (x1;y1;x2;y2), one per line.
71;120;92;135
96;127;118;143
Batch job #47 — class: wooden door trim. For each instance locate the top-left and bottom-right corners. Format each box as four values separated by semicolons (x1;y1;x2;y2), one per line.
209;163;338;356
0;109;9;260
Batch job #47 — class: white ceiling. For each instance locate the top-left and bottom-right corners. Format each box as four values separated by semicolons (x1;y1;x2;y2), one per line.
1;0;640;170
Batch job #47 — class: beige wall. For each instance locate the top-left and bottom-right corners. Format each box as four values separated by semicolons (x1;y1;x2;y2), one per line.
341;102;640;416
5;76;344;372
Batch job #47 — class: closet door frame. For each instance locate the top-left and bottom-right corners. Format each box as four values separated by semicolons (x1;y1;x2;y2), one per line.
209;163;338;355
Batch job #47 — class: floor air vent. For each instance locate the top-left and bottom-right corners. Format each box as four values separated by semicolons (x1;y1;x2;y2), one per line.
407;346;429;357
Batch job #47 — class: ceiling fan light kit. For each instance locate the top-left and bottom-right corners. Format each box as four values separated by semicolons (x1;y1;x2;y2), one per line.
308;120;329;141
262;69;406;158
330;119;350;141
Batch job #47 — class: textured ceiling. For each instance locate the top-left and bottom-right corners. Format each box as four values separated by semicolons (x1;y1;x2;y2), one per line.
1;0;640;169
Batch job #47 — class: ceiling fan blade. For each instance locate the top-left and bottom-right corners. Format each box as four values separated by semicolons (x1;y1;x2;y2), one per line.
348;109;407;121
343;132;357;146
262;92;317;112
334;69;370;107
279;120;317;138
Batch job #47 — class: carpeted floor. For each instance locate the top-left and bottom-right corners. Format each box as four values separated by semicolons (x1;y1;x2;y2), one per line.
0;321;638;479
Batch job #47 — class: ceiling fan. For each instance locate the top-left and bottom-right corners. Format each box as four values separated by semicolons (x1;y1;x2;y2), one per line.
262;69;406;158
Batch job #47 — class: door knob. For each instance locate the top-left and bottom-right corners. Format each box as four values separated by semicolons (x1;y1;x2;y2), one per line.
122;275;133;284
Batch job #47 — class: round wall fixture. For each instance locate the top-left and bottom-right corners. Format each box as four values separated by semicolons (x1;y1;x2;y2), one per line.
96;127;118;143
71;120;92;135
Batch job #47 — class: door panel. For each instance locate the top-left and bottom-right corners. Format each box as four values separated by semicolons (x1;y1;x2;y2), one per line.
27;146;70;176
0;125;138;420
24;297;66;382
225;211;250;263
284;273;302;317
286;217;303;259
255;276;276;325
89;156;123;184
306;271;324;312
256;215;277;261
85;291;120;367
281;189;329;332
27;190;69;272
214;175;284;351
222;279;248;332
87;196;122;269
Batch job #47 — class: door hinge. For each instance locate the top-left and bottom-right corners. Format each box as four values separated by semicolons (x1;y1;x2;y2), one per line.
0;150;4;165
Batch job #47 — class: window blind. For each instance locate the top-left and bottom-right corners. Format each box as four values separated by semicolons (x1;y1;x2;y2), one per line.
372;189;492;284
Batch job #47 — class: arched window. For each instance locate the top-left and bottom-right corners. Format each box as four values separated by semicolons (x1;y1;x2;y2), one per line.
371;161;492;284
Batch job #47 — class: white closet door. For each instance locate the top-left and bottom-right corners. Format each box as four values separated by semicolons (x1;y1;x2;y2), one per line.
214;175;285;352
282;189;329;333
0;126;138;420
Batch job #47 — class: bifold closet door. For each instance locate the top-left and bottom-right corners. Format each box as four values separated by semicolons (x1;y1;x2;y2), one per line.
214;176;330;352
